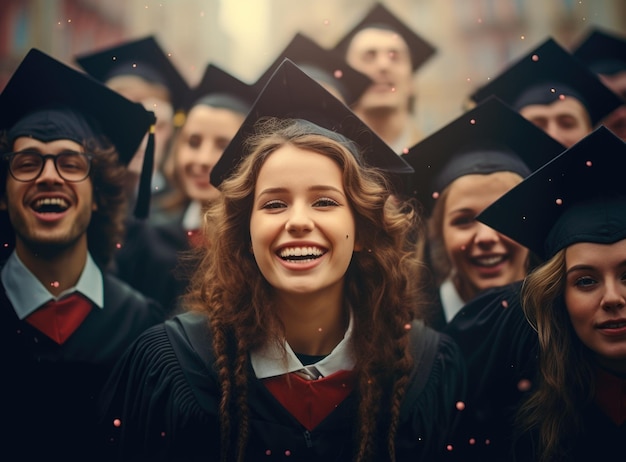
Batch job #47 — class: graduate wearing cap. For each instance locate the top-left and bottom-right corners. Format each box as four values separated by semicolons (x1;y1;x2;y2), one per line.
76;35;190;215
0;49;164;460
470;38;622;148
253;32;371;106
97;59;466;461
469;126;626;461
113;63;258;314
333;2;436;154
573;28;626;141
402;96;565;330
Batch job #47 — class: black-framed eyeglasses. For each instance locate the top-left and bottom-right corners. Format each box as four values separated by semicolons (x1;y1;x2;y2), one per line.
3;151;93;182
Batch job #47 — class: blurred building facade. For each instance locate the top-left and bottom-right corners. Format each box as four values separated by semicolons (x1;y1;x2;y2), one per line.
1;0;625;136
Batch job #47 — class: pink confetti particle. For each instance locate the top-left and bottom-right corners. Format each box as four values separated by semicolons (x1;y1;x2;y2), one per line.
456;401;466;411
323;19;330;26
586;160;592;167
285;450;291;456
518;379;532;391
404;323;412;330
469;438;476;445
460;245;466;251
160;431;166;437
501;300;509;308
402;147;409;154
113;419;121;427
333;69;343;79
265;450;272;456
50;281;60;288
318;327;323;332
3;243;8;247
521;35;525;40
485;439;491;445
446;444;454;451
531;54;539;62
116;243;122;249
556;198;563;205
559;94;565;100
432;191;440;199
470;119;476;125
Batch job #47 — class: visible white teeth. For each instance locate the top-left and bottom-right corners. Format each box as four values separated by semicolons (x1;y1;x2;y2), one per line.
475;255;504;267
279;246;324;258
602;322;626;329
33;197;69;210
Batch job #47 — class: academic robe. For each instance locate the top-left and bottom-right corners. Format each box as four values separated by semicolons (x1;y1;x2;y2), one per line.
1;273;164;461
97;311;467;461
114;216;194;315
443;281;539;461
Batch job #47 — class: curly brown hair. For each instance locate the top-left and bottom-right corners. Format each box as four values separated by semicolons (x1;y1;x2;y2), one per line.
183;117;427;461
0;133;128;268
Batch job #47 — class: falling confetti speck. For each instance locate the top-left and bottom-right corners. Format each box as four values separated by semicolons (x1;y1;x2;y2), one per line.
324;19;330;26
447;444;454;451
470;118;476;125
460;245;466;251
469;438;476;445
456;401;466;411
132;63;137;68
51;281;60;288
518;379;532;391
586;160;592;167
501;300;509;308
559;94;565;100
404;323;412;330
531;54;539;62
265;450;272;456
466;77;471;82
333;69;343;79
402;147;409;154
432;191;440;199
556;198;563;205
550;88;556;93
160;431;166;437
318;327;323;332
116;243;122;249
285;450;291;456
521;35;525;40
390;86;396;93
113;419;121;427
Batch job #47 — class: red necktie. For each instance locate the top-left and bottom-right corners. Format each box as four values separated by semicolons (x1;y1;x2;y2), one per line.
263;369;357;430
25;293;93;344
186;229;204;248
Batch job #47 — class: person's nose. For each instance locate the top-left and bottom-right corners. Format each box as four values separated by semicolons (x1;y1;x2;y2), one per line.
35;157;64;185
601;279;626;311
284;203;314;234
474;222;499;247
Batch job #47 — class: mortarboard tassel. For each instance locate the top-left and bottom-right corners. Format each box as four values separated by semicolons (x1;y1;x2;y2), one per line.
133;121;156;219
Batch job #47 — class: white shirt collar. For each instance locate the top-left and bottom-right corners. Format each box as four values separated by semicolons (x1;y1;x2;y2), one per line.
1;250;104;320
251;311;356;379
182;200;202;231
440;278;466;322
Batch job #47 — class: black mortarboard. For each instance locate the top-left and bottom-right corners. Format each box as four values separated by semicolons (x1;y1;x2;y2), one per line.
210;59;414;194
75;35;189;113
254;32;371;106
402;96;565;216
333;2;436;72
470;38;623;126
573;28;626;76
185;63;257;115
0;48;156;218
477;126;626;260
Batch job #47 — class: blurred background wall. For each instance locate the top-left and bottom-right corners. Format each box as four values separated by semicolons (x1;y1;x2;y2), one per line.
1;0;624;137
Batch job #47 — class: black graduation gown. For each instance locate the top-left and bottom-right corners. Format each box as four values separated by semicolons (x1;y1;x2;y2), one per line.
114;216;193;316
97;311;467;462
1;273;165;461
442;281;539;462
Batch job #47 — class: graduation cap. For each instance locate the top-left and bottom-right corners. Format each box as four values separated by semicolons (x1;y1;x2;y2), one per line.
573;28;626;76
401;96;566;216
477;126;626;260
253;32;372;106
333;2;436;72
184;63;257;116
470;38;623;126
75;35;189;114
0;48;156;218
210;58;414;194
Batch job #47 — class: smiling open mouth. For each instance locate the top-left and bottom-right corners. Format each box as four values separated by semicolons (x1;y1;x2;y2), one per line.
279;246;326;262
472;255;506;267
32;198;69;213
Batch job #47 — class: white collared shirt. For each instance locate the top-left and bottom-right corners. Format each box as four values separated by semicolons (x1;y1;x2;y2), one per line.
1;250;104;320
439;278;465;323
251;312;356;380
182;200;202;231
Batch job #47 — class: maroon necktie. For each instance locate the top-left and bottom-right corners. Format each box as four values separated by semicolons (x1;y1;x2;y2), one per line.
25;293;92;344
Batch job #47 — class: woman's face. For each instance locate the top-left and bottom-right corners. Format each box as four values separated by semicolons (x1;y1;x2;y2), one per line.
441;171;529;301
564;238;626;373
175;105;245;203
249;145;357;301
